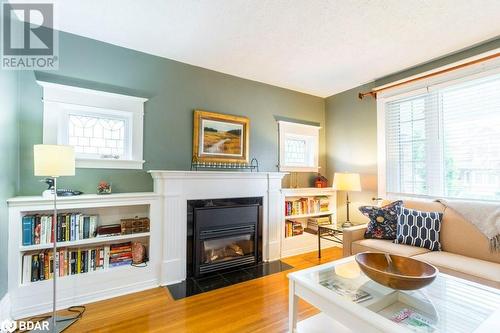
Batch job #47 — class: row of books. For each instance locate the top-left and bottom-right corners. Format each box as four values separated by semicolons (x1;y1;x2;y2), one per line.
284;196;330;216
21;242;134;284
22;213;98;246
284;220;303;238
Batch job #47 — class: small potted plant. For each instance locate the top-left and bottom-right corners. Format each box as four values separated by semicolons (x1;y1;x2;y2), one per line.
97;180;112;195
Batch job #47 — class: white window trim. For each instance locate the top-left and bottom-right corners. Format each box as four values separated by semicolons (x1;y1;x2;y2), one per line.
38;81;147;169
278;120;320;172
377;52;500;200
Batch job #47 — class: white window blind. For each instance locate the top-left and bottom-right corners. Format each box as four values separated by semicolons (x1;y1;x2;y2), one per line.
385;72;500;201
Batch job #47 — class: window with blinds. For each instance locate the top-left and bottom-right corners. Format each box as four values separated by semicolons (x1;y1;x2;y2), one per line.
385;72;500;201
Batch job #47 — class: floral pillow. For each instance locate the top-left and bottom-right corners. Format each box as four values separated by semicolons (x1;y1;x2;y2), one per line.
359;201;403;239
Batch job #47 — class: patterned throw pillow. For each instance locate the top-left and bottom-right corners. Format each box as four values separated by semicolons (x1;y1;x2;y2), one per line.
395;206;443;251
359;201;403;240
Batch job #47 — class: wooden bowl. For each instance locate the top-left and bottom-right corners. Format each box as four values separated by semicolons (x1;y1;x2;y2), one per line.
355;252;438;290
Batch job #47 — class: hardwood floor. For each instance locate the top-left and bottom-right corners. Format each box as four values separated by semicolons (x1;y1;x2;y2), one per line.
57;247;343;332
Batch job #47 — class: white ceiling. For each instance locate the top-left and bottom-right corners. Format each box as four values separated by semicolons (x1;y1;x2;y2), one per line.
11;0;500;97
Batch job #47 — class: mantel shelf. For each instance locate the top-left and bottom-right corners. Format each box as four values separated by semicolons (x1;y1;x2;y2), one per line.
19;232;151;252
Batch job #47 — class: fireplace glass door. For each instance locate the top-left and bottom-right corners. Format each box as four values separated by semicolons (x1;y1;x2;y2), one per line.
202;234;255;265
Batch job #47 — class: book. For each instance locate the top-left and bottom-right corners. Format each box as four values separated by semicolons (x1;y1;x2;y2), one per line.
22;254;32;284
31;254;40;282
34;216;41;245
82;216;90;239
70;251;77;275
39;252;45;281
22;216;33;246
89;216;97;238
70;214;76;241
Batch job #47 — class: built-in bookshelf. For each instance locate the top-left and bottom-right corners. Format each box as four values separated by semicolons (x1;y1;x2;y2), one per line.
281;187;337;257
7;193;161;319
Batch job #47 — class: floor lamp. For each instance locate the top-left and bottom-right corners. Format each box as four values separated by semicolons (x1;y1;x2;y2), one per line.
33;145;77;332
332;172;361;228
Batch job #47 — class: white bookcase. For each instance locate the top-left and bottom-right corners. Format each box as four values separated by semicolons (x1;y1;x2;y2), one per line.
7;193;161;319
281;187;338;258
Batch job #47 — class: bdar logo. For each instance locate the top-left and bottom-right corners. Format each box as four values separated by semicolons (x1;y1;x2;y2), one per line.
0;320;17;333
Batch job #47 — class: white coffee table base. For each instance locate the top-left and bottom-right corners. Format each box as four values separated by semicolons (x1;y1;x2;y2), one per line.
295;313;352;333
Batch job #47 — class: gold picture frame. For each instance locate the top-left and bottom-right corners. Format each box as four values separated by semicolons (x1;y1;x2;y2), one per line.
193;110;250;163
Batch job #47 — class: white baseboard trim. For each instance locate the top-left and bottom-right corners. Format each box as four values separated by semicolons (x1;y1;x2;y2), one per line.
11;279;158;320
0;293;11;323
281;241;340;259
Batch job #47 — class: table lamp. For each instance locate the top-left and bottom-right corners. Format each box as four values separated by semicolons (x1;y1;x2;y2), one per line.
33;144;76;332
333;172;361;228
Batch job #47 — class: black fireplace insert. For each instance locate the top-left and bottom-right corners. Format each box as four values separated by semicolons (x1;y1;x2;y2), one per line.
187;197;263;277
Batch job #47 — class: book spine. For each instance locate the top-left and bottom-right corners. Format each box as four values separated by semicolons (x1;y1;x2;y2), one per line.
77;249;81;273
34;216;41;245
83;216;90;239
109;260;132;268
99;247;104;269
104;245;110;269
75;215;80;241
70;251;76;275
22;216;33;246
31;254;40;282
65;215;70;242
39;252;45;281
89;216;97;238
56;215;61;242
22;254;32;284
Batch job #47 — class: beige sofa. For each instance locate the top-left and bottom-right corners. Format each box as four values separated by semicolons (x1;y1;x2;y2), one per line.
343;200;500;289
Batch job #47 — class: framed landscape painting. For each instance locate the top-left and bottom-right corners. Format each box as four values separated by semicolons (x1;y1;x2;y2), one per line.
193;110;249;163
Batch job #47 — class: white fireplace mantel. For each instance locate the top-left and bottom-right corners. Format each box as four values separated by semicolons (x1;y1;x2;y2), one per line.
149;170;287;285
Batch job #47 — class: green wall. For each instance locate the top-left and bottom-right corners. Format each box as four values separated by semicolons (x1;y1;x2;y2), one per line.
325;82;377;223
18;31;325;195
0;70;19;298
325;37;500;223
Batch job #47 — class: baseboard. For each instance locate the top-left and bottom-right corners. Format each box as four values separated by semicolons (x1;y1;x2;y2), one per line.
0;293;11;323
281;241;340;259
11;279;158;320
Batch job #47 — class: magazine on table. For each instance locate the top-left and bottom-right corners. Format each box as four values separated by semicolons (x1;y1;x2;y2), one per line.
319;278;372;303
390;308;436;333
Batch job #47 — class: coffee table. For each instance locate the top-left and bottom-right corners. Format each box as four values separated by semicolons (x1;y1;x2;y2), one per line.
288;256;500;332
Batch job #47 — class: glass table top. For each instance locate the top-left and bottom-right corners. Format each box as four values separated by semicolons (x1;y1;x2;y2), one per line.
291;258;500;333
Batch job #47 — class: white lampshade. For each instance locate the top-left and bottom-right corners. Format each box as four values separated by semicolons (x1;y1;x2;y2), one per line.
34;144;75;177
333;172;361;192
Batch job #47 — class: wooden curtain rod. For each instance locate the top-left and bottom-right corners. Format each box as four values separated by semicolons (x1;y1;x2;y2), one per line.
358;52;500;99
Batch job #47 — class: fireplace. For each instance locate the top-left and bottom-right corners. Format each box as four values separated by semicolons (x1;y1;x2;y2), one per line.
187;197;263;277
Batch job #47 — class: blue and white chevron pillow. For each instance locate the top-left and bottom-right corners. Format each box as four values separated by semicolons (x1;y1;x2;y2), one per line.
395;206;443;251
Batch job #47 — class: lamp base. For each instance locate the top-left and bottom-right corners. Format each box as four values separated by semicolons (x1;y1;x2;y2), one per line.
341;221;353;228
29;315;79;333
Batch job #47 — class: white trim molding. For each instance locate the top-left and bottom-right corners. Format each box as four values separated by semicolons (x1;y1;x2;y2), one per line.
38;81;147;170
0;293;11;323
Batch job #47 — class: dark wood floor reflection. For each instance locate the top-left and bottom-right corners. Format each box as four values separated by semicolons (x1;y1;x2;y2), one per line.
58;247;343;332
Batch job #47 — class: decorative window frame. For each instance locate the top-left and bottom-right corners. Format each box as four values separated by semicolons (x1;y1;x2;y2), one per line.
38;81;147;169
278;120;320;172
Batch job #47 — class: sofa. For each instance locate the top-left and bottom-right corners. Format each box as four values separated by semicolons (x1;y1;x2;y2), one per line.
342;200;500;289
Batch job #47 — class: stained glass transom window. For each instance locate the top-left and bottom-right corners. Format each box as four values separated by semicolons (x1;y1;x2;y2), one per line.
285;137;307;165
68;114;126;158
